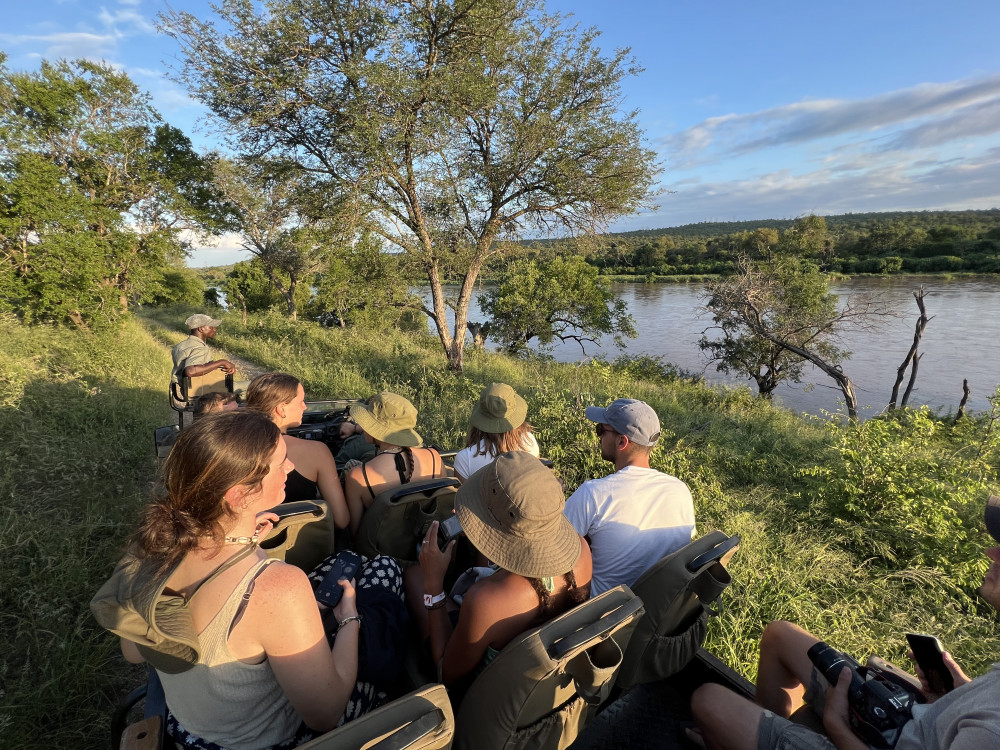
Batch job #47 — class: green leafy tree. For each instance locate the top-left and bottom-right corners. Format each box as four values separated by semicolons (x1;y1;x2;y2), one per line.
701;255;887;418
0;54;221;327
212;158;338;320
222;259;289;323
161;0;658;371
479;255;636;354
148;265;205;306
312;230;413;329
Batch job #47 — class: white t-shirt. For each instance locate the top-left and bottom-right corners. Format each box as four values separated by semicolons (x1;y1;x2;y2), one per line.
564;466;695;596
453;433;540;479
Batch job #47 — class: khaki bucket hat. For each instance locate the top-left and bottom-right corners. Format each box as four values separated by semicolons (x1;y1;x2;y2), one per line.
456;451;580;578
470;382;528;434
349;392;422;447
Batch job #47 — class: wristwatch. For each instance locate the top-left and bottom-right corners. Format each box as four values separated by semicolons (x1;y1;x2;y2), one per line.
423;591;447;609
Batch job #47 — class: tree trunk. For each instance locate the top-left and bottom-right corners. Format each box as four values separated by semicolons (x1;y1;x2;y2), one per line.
754;328;858;419
956;379;970;421
900;352;922;408
888;287;929;410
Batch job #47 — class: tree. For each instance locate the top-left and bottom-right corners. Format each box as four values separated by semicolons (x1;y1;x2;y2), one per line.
312;230;413;330
479;255;636;354
0;54;221;327
222;258;291;323
161;0;658;370
212;158;335;320
701;255;887;418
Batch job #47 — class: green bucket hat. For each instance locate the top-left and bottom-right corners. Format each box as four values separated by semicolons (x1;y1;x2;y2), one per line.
470;382;528;434
456;451;580;578
349;392;422;447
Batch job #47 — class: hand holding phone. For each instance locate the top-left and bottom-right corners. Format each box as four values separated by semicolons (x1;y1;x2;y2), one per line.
315;551;362;609
906;633;954;695
438;514;464;550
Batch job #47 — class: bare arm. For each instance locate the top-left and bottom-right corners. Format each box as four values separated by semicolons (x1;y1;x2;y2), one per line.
343;465;368;537
304;441;350;530
255;564;357;733
183;359;236;377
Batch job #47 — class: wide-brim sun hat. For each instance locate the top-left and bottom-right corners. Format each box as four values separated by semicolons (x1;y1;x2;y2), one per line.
349;392;422;447
455;451;580;578
470;382;528;434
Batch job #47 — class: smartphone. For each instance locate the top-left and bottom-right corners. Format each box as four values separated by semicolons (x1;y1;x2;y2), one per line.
315;551;362;608
438;515;464;550
906;632;954;694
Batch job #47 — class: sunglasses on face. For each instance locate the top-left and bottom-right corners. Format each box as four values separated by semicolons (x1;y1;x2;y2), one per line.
595;424;618;437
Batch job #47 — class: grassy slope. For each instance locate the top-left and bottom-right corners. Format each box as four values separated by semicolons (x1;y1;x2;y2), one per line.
4;307;998;747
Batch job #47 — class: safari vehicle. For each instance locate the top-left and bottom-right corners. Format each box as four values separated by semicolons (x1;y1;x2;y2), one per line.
139;398;747;749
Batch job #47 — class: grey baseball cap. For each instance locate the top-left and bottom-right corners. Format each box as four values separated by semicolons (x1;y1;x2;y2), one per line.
986;496;1000;543
185;313;222;329
584;398;661;447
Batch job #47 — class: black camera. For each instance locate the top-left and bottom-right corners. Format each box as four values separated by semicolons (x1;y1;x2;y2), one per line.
807;642;916;748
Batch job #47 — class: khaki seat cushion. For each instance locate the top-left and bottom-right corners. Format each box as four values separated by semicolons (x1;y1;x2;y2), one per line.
455;585;644;750
355;478;460;563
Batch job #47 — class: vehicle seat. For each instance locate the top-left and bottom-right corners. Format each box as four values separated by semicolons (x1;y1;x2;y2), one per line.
169;370;234;427
355;478;460;564
454;585;645;750
117;669;454;750
615;530;739;692
258;500;329;571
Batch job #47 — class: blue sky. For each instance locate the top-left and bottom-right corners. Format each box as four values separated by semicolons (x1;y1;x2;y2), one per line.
3;0;999;266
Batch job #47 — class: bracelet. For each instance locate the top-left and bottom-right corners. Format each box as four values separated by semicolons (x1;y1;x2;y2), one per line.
425;598;447;610
423;591;446;609
338;615;361;629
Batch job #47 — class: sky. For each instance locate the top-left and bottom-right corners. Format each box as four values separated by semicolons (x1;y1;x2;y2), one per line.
3;0;1000;266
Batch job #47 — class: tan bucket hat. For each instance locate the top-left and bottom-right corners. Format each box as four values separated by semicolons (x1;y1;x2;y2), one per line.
456;451;580;578
470;382;528;434
349;392;422;447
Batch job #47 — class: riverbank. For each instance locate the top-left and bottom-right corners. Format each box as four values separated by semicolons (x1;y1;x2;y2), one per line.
3;308;998;747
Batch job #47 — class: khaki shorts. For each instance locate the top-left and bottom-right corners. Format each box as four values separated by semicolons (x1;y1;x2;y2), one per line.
757;667;836;750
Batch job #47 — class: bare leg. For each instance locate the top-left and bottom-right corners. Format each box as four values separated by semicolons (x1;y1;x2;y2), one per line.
755;620;821;717
691;683;765;750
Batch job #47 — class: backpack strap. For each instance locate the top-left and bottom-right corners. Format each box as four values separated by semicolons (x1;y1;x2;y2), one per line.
186;544;259;602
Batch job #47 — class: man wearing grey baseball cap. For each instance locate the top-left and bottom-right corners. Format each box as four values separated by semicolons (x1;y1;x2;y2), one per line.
563;398;695;596
170;313;236;391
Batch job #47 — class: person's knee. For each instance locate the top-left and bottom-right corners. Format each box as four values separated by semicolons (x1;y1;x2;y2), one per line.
691;682;733;723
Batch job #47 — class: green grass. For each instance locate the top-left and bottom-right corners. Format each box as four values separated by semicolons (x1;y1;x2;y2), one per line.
5;306;999;747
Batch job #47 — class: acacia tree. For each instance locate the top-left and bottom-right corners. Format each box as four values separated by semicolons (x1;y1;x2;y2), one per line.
0;54;220;327
161;0;657;370
212;158;339;320
479;255;635;354
701;255;887;419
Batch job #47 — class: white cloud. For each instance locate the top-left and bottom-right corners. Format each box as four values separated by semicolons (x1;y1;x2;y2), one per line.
97;6;156;36
615;145;1000;231
0;31;118;61
660;74;1000;168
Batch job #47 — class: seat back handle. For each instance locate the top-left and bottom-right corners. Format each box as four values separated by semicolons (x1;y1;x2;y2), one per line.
549;597;645;659
369;709;446;750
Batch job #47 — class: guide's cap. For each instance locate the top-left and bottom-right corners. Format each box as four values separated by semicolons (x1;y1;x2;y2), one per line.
584;398;661;447
986;496;1000;543
185;314;222;330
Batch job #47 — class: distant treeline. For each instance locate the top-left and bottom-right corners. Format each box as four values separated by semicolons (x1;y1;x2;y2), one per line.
521;209;1000;277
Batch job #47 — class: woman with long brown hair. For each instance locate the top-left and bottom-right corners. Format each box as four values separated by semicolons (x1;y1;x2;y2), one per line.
101;410;396;749
246;373;349;567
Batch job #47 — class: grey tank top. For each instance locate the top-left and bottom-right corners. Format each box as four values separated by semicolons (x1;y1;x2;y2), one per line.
158;558;303;749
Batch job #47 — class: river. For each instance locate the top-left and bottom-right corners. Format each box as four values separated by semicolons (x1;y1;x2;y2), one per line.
421;276;1000;419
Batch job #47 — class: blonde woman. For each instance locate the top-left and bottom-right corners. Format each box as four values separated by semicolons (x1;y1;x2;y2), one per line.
343;392;443;536
452;383;539;482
